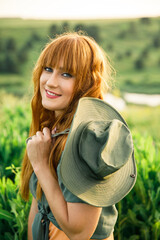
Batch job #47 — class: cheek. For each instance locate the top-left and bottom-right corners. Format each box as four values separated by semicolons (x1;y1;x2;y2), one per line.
65;81;75;98
40;76;45;93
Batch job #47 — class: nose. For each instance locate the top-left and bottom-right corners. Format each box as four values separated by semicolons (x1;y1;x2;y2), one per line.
46;72;58;88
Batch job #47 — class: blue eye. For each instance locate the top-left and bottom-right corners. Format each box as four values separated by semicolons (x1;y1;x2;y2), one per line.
44;67;53;72
62;72;72;78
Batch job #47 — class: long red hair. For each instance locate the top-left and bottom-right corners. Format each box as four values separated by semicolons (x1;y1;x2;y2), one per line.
20;32;114;200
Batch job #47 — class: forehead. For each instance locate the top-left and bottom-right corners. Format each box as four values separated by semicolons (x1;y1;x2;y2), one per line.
42;47;76;75
41;36;93;77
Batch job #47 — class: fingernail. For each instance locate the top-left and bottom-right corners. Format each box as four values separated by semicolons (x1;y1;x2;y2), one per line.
52;127;56;134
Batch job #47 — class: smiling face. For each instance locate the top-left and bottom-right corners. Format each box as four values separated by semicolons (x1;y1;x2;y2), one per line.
35;33;107;119
40;65;75;116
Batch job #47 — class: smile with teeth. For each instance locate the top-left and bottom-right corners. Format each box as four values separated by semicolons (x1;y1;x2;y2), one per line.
46;90;61;96
47;91;59;96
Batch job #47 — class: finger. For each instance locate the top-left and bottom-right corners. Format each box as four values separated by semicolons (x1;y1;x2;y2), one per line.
27;135;36;145
43;127;51;139
36;131;43;137
51;127;57;135
32;135;37;140
51;127;57;145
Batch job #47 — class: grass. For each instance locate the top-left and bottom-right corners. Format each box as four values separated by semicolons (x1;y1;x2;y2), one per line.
0;92;160;239
0;92;159;141
121;104;160;141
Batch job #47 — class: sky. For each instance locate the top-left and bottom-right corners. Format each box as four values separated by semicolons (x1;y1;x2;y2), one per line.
0;0;159;19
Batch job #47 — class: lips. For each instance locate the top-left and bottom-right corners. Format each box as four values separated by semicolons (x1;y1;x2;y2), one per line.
45;89;61;98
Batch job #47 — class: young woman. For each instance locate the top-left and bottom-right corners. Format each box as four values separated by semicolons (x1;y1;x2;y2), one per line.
20;32;136;240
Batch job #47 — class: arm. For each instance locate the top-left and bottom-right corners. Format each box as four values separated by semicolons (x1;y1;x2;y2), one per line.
35;166;101;240
28;197;38;240
27;127;101;240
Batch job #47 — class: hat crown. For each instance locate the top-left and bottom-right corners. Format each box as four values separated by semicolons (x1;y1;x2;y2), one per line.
78;119;133;180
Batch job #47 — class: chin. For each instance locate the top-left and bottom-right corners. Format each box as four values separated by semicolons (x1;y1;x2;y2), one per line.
42;101;54;111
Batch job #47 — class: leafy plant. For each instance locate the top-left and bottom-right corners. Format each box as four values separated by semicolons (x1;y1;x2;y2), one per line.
115;132;160;240
0;101;160;239
0;103;31;179
0;165;31;240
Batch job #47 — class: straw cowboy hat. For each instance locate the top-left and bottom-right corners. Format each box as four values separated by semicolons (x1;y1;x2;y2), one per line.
61;97;137;207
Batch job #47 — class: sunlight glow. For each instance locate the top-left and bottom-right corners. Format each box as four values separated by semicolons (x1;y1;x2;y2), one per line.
0;0;159;19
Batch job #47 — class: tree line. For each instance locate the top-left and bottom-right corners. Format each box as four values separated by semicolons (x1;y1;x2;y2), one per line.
0;32;40;74
0;17;159;74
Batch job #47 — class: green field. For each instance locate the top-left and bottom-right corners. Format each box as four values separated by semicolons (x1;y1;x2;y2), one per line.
0;17;160;239
0;93;160;240
0;17;159;138
0;17;160;96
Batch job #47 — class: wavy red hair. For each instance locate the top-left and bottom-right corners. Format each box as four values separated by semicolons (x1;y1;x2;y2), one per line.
20;32;114;200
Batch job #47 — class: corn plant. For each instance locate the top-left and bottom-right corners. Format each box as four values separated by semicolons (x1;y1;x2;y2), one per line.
0;165;31;240
0;102;160;239
0;104;31;179
115;132;160;240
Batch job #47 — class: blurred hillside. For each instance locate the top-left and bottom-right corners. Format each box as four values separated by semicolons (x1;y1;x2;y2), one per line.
0;17;160;96
0;18;160;240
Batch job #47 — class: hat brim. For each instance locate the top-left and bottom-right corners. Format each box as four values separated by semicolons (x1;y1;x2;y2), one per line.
60;97;137;207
